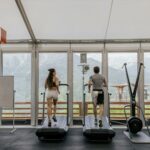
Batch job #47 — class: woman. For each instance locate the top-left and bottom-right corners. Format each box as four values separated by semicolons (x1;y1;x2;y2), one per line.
45;68;60;127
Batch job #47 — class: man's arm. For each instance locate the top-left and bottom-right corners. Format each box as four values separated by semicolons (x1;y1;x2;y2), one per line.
103;78;108;87
88;76;93;93
44;79;47;90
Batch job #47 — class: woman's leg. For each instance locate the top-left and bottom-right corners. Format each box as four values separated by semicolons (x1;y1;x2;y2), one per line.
53;99;57;117
47;98;53;122
98;104;104;127
52;91;58;122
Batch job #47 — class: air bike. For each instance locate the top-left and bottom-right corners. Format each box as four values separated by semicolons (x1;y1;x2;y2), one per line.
123;63;150;143
36;84;70;141
83;84;115;142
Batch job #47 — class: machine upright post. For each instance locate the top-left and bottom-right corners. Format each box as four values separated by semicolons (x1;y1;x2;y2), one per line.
41;92;45;124
83;91;86;126
59;83;70;126
11;90;16;133
67;91;69;126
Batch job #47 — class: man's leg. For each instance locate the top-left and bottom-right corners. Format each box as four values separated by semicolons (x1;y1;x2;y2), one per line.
93;92;98;125
99;104;104;127
99;104;104;119
93;104;97;120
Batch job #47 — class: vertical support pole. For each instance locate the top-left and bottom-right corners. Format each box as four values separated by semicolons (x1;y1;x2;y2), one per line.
67;44;73;125
31;44;39;126
10;90;16;133
0;45;3;125
0;108;2;126
102;43;109;117
0;45;3;75
137;43;145;125
66;90;69;126
83;90;86;126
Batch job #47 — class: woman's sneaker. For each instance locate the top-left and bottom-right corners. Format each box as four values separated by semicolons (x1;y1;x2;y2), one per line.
48;121;51;127
99;120;103;127
52;116;57;122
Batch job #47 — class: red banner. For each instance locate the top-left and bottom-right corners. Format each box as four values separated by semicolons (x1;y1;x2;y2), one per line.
0;27;7;44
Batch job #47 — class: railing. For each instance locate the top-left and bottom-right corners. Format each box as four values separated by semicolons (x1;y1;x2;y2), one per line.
2;102;31;120
1;101;82;120
86;101;150;120
1;101;150;120
38;101;82;118
85;101;130;120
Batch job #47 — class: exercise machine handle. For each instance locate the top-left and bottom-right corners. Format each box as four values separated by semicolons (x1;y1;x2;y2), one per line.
41;92;46;124
133;63;143;96
59;83;69;87
59;83;70;126
123;63;135;116
84;83;89;87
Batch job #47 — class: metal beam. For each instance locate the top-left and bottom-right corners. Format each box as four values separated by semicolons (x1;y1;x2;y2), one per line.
31;45;39;126
7;39;33;44
15;0;37;43
102;46;109;117
67;47;73;125
137;46;145;125
6;38;150;44
0;46;3;125
37;39;150;44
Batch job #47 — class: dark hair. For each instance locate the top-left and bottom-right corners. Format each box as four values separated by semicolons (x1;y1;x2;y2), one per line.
93;66;100;74
45;68;56;89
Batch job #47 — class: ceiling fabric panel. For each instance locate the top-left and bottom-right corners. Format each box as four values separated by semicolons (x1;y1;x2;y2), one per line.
1;0;150;41
22;0;111;39
0;0;30;40
107;0;150;39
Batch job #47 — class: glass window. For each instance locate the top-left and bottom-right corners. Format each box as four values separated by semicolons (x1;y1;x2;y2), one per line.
73;53;102;117
3;53;31;125
144;53;150;119
108;53;137;120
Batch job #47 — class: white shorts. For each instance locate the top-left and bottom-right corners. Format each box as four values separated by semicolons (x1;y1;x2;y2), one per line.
46;89;58;100
92;91;99;105
92;90;104;105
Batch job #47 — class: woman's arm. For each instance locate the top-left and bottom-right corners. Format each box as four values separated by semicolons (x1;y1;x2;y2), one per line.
55;77;60;94
44;79;47;90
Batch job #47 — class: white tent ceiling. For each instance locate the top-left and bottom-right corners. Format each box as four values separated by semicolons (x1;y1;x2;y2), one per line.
1;0;150;41
0;0;30;40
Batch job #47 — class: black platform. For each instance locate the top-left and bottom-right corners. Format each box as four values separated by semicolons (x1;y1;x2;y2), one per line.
0;128;150;150
83;116;115;142
36;116;68;140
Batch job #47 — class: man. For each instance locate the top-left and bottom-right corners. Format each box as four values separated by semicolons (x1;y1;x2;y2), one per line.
88;66;107;127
